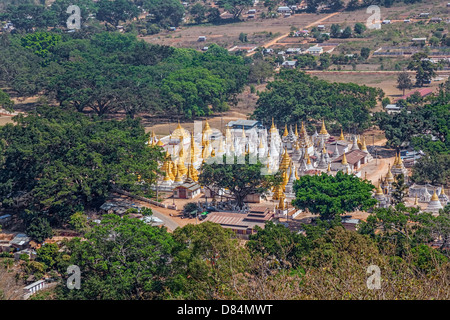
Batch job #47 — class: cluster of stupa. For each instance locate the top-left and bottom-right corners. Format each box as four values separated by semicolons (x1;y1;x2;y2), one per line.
149;119;374;208
372;151;448;215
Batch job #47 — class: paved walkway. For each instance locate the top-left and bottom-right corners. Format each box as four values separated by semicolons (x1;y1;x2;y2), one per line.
150;207;181;231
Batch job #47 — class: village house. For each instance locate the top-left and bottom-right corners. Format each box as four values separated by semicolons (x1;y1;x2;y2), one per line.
277;6;292;14
286;47;302;55
9;233;31;251
385;104;402;114
306;46;323;55
282;60;297;69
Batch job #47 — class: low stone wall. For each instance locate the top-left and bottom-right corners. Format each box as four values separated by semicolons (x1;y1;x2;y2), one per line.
112;188;167;209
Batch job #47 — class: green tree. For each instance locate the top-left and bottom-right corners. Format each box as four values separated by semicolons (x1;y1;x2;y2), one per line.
295;54;318;69
239;32;248;43
319;53;331;70
142;0;185;27
69;211;89;234
0;3;57;32
219;0;254;20
253;70;383;131
56;214;175;299
342;26;352;38
407;53;437;87
396;71;413;96
247;221;309;268
198;154;280;209
26;216;53;243
391;173;408;205
96;0;139;29
206;7;221;23
330;24;341;38
354;22;366;35
0;89;14;112
412;154;450;185
36;243;59;270
248;60;273;83
292;171;377;221
0;106;164;225
21;31;62;62
190;3;207;24
360;47;370;60
168;221;250;299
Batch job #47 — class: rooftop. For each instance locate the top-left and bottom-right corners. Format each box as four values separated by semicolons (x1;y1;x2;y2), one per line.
332;149;368;165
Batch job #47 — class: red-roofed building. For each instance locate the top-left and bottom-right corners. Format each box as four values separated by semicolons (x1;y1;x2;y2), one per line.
396;88;433;101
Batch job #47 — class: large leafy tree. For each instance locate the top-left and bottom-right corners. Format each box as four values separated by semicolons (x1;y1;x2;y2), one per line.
217;0;254;20
0;34;46;97
142;0;185;27
375;88;449;152
407;53;437;87
253;70;383;132
0;89;14;112
56;214;175;299
21;31;62;60
168;222;250;299
247;220;311;268
396;71;413;96
411;153;450;185
162;67;228;118
96;0;139;29
198;154;281;209
0;3;57;32
292;171;377;220
0;106;164;225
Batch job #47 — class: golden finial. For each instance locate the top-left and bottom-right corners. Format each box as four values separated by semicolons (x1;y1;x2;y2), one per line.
393;152;399;166
361;136;367;152
174;168;183;182
431;189;439;201
156;139;164;147
203;119;212;134
327;163;331;173
270;118;277;133
306;152;311;165
295;123;299;137
397;152;403;166
283;124;288;137
386;164;394;182
338;128;345;141
341;152;348;165
375;180;384;195
258;138;264;149
319;119;328;135
277;192;286;210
